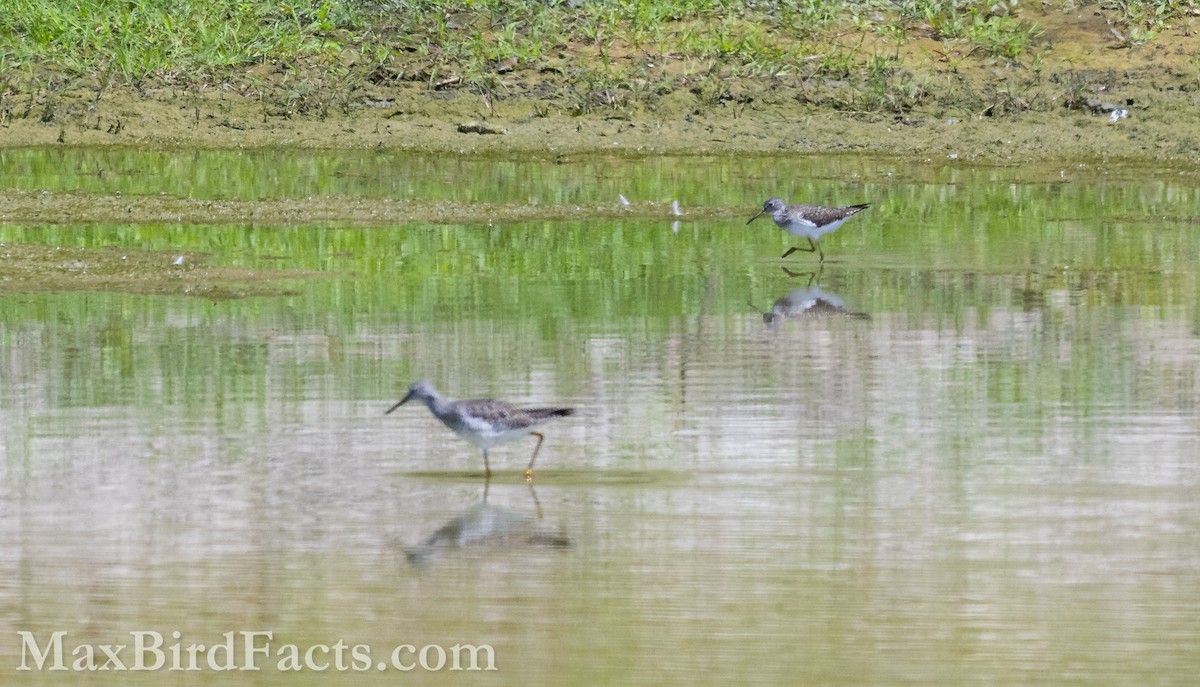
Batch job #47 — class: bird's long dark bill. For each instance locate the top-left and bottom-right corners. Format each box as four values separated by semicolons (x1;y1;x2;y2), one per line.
746;211;765;225
384;390;415;415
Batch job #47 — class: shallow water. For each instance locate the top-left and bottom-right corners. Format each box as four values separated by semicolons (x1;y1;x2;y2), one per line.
1;150;1198;685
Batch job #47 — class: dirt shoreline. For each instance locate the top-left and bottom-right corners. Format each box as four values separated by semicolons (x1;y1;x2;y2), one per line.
0;80;1189;164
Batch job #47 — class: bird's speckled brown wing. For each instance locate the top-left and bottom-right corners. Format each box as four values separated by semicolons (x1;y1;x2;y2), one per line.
788;203;870;228
454;399;574;430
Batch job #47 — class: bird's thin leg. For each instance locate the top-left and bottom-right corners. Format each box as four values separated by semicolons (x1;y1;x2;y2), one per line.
812;238;824;263
525;432;546;481
781;243;816;259
482;449;491;478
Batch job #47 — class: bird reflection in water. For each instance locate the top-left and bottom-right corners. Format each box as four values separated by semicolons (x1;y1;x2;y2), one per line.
752;270;870;325
405;482;569;567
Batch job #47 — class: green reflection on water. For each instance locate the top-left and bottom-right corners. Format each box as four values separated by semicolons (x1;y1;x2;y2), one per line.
1;150;1199;686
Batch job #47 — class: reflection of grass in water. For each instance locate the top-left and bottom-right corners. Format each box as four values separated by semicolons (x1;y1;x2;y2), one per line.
0;153;1196;321
0;151;1196;417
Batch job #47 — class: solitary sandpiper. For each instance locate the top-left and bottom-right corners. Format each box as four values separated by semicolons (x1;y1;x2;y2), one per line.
747;197;871;262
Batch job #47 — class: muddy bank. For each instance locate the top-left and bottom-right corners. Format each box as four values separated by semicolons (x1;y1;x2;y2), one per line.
0;189;720;227
0;79;1191;163
1;10;1198;163
0;242;316;298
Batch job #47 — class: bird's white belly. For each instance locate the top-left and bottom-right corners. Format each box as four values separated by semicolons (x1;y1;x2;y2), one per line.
780;216;847;240
455;418;536;449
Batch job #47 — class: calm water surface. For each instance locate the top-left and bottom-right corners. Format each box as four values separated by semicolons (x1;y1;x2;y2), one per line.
1;149;1198;685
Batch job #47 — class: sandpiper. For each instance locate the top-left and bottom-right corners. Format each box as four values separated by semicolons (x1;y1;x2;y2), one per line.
386;380;575;479
747;198;871;262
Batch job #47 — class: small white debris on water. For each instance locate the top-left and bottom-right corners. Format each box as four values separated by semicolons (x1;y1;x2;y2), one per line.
671;200;682;216
619;194;630;206
947;153;959;160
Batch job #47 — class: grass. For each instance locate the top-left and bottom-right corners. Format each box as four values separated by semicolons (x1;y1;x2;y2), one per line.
0;0;1196;121
0;0;355;83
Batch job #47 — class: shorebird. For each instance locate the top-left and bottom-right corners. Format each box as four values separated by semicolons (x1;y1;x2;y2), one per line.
747;197;871;262
385;380;574;479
